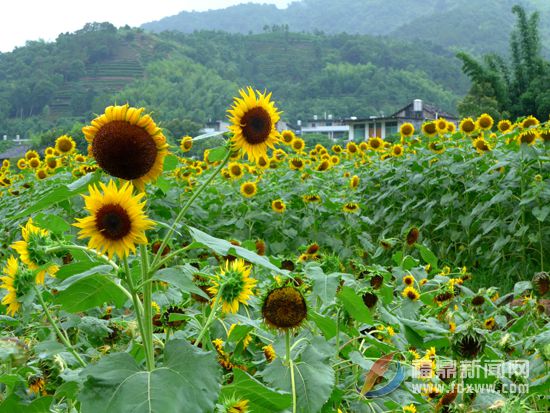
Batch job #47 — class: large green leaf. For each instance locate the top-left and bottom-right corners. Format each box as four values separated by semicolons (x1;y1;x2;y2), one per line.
307;264;340;307
262;341;334;413
54;273;128;312
337;286;373;324
79;339;221;413
221;369;291;413
151;265;209;299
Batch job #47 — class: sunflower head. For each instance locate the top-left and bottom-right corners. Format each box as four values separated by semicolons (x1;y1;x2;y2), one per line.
400;122;415;137
227;87;281;163
350;175;360;189
289;157;305;171
497;119;512;133
342;202;360;213
291;138;305;153
484;317;496;330
406;227;420;246
240;181;258;198
302;194;321;203
421;121;437;137
436;118;448;134
17;159;27;170
362;291;378;309
73;180;155;259
262;285;307;330
459;118;477;134
368;137;383;151
82;104;169;189
180;136;193;152
281;130;295;145
403;274;415;286
402;286;420;301
228;162;244;179
521;115;539;129
1;256;34;316
55;135;76;154
473;137;492;153
391;144;404;157
517;130;538;145
25;150;39;161
532;271;549;296
453;331;485;359
428;141;445;154
208;259;257;314
271;199;286;213
476;113;494;131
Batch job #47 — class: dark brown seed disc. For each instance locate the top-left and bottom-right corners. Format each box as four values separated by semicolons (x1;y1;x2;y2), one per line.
262;286;307;330
241;107;272;145
95;204;132;240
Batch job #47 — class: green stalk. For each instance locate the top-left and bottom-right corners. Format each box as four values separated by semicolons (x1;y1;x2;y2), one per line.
33;286;86;368
139;244;155;370
151;151;231;269
286;330;297;413
122;257;152;371
195;288;223;348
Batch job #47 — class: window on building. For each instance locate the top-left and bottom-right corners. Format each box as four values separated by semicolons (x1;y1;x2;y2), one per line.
386;121;398;137
353;124;366;140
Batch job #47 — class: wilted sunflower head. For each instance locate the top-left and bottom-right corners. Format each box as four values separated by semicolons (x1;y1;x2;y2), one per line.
342;202;360;213
400;122;415;137
532;272;549;296
228;87;281;163
262;285;307;330
55;135;76;154
73;180;155;259
362;291;378;309
11;218;58;284
453;331;485;359
82;104;169;189
471;295;485;306
208;259;257;314
406;227;420;246
302;194;321;203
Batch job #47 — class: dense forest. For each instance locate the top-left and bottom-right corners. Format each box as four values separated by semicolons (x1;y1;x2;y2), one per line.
0;24;466;141
143;0;550;55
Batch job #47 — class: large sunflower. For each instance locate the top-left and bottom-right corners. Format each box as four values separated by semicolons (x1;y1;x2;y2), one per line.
82;104;169;189
228;87;281;162
208;259;257;314
73;180;155;259
11;218;58;284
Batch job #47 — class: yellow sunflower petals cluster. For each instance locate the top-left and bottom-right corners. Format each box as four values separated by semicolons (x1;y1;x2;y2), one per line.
208;259;257;314
73;180;155;259
228;87;281;163
0;256;24;316
82;104;169;189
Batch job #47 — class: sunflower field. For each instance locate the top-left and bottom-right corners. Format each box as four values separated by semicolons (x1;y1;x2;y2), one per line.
0;89;549;413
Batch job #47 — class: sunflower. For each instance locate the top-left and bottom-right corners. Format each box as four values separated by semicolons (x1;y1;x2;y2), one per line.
332;144;343;153
271;199;286;213
435;118;448;134
263;344;276;363
289;157;305;171
1;256;30;316
281;130;295;145
16;159;27;170
73;180;155;259
45;147;55;156
403;274;415;286
406;227;420;245
25;150;39;161
45;155;59;170
55;135;76;154
476;113;494;131
521;115;539;129
400;122;415;138
257;154;269;169
208;259;257;314
428;141;445;154
303;194;321;203
539;128;550;142
74;154;86;163
459;117;476;134
471;295;485;306
342;202;360;213
517;130;538;145
473;137;492;153
11;219;58;284
82;104;169;189
421;121;437;137
362;292;378;308
403;404;417;413
35;169;48;180
422;385;441;400
497;119;512;133
227;87;281;162
228;162;244;179
484;317;496;330
368;137;384;151
262;285;307;330
291;138;305;153
240;181;258;198
179;136;193;153
402;286;420;301
28;158;41;169
28;375;46;395
453;332;485;359
391;144;404;157
447;122;456;133
226;399;250;413
349;175;360;189
316;159;330;171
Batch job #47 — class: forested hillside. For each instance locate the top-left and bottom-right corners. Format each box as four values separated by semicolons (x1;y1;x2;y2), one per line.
143;0;550;55
0;25;466;140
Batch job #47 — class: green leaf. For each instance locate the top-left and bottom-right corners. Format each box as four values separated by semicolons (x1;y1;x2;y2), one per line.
532;206;550;222
33;213;70;234
151;265;209;299
307;264;340;307
187;226;283;273
79;339;221;413
221;369;291;413
55;274;128;312
309;312;338;339
14;171;100;219
55;260;105;281
207;146;229;162
415;244;438;270
337;286;373;324
263;341;334;413
163;155;179;171
227;324;253;343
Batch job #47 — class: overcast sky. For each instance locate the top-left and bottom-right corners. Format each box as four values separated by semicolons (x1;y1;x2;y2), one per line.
0;0;292;52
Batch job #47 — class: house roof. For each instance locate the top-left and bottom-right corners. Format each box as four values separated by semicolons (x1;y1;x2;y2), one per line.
0;144;30;160
390;101;458;120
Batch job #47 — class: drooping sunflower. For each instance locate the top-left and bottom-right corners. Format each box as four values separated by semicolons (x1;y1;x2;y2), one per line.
459;117;477;134
262;285;307;330
421;121;437;137
228;162;244;179
316;159;330;171
271;199;286;213
406;227;420;245
476;113;494;131
402;286;420;301
73;180;155;259
400;122;415;138
391;144;404;157
473;137;492;153
1;256;32;316
11;219;58;284
227;87;281;162
302;194;321;203
82;104;169;189
55;135;76;154
342;202;360;213
208;259;257;314
240;181;258;198
180;136;193;153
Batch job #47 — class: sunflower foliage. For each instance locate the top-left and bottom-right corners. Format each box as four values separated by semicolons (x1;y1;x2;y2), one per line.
0;95;549;413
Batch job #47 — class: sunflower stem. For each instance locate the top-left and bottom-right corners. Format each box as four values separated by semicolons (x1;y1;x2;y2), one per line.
139;244;155;370
195;287;223;348
286;330;297;413
149;245;192;273
122;256;152;371
33;285;86;368
150;150;231;269
44;244;119;271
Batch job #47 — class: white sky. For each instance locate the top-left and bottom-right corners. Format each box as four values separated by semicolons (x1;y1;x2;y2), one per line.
0;0;292;53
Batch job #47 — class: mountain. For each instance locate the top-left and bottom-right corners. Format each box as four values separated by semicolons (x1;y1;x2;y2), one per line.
142;0;550;55
0;24;467;140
